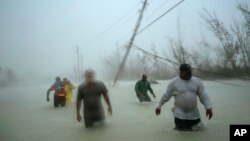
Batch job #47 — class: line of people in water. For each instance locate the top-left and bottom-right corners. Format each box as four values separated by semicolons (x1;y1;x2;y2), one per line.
46;63;213;131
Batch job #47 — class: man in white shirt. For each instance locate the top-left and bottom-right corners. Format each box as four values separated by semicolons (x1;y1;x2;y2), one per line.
155;64;213;131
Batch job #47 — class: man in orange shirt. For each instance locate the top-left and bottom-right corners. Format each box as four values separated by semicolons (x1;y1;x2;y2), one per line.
47;77;66;108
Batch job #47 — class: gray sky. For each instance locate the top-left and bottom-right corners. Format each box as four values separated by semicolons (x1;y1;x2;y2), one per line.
0;0;249;80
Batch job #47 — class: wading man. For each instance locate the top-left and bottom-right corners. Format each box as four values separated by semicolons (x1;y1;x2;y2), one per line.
76;69;112;128
63;78;75;104
155;64;213;131
135;74;156;102
47;76;66;108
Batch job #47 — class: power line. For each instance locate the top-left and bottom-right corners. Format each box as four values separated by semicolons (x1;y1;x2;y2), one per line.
113;0;148;86
101;0;156;44
138;0;185;34
144;0;170;21
94;2;141;38
132;43;236;77
111;0;247;86
132;43;179;65
109;0;156;33
81;1;142;46
116;0;186;62
131;44;243;87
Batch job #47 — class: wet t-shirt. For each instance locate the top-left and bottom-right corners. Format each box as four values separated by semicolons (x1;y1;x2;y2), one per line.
77;81;108;119
135;80;154;95
157;76;212;120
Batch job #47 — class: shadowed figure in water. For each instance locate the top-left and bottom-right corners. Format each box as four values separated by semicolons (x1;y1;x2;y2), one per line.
47;77;66;108
135;74;156;102
155;64;213;131
76;69;112;128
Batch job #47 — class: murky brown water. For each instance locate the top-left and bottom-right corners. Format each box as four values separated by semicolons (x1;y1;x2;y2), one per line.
1;80;250;141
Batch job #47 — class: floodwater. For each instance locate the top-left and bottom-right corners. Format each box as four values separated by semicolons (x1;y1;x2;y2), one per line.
0;80;250;141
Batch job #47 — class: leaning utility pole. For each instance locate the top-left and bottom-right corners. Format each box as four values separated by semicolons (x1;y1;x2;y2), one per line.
113;0;148;86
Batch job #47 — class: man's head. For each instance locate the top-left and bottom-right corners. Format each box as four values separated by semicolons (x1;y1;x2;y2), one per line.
142;74;147;81
179;64;192;80
84;69;95;83
55;76;60;81
63;78;68;84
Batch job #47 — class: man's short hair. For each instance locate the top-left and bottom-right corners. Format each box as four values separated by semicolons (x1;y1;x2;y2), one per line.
55;76;60;81
179;64;192;72
84;69;95;76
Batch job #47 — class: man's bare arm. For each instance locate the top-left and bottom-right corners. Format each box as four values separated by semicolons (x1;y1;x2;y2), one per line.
46;89;51;102
76;100;82;114
76;99;82;122
103;94;112;115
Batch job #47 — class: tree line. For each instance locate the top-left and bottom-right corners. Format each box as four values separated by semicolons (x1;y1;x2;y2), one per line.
103;2;250;81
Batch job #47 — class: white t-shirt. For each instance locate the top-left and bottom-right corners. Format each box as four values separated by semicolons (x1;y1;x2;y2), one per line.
157;76;212;120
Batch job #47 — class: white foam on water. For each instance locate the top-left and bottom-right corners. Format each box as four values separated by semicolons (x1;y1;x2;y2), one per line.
164;127;175;132
192;122;205;131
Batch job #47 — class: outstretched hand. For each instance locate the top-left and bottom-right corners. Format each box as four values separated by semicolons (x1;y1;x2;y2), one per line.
155;108;161;116
206;109;213;120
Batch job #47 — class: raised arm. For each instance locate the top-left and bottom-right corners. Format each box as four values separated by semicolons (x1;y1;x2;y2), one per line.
197;80;213;119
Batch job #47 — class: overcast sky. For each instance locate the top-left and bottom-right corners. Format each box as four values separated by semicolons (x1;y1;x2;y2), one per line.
0;0;249;80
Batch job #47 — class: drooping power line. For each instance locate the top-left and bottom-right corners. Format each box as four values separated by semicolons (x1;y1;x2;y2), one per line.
131;43;244;87
138;0;186;34
83;1;142;46
144;0;170;21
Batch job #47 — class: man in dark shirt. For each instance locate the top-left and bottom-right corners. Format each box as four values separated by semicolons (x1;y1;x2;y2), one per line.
76;69;112;128
135;74;156;102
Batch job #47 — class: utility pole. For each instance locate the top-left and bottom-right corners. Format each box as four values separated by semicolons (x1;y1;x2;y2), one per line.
74;66;77;81
80;54;83;78
76;46;80;81
113;0;148;86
